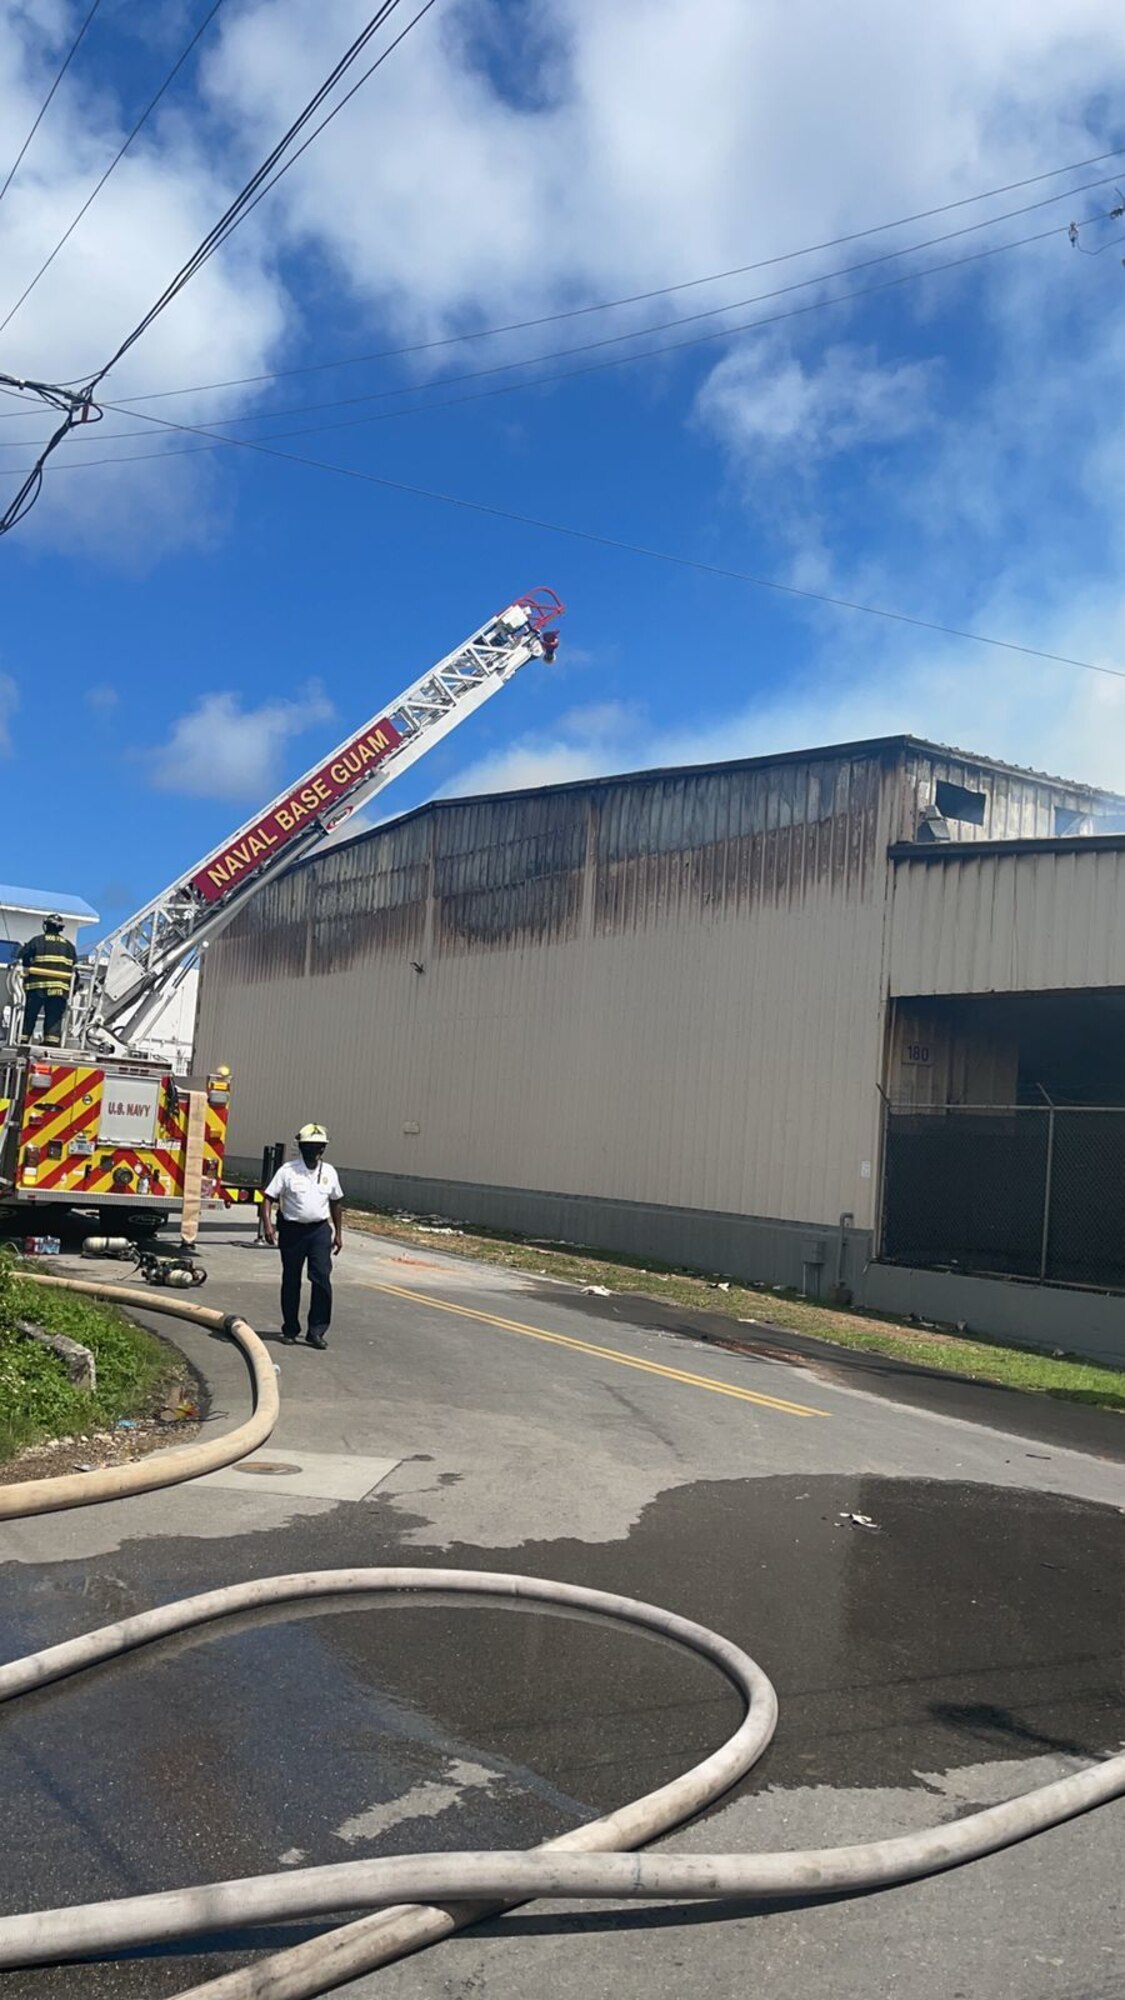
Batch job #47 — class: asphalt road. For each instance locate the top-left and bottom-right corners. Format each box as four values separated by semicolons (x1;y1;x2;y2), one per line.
1;1219;1122;1999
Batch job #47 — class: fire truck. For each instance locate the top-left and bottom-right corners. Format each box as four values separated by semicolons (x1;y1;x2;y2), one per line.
0;591;564;1246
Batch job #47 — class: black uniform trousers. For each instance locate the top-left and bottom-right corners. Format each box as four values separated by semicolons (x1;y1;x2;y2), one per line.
278;1216;333;1339
22;990;68;1045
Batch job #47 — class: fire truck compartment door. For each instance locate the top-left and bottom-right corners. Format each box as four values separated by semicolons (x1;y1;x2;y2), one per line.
98;1077;160;1146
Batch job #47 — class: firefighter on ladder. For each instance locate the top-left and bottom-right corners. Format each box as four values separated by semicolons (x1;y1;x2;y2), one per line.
19;914;77;1047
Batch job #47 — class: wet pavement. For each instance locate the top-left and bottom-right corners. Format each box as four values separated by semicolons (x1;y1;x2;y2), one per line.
534;1283;1125;1458
2;1473;1122;1996
1;1224;1123;1998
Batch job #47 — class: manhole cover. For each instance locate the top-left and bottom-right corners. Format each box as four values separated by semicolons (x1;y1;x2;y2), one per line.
235;1460;301;1476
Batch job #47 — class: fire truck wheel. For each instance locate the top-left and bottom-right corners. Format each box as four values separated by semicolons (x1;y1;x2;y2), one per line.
122;1212;169;1239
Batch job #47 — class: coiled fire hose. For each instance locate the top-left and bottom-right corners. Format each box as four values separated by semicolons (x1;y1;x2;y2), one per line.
2;1273;1123;2000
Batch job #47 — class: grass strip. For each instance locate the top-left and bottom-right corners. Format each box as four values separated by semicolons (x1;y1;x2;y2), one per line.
347;1208;1124;1413
0;1255;182;1462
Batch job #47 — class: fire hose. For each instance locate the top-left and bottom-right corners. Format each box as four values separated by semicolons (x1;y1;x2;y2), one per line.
1;1273;1123;2000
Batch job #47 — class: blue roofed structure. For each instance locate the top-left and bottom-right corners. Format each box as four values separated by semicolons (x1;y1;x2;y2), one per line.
0;885;99;968
0;885;99;922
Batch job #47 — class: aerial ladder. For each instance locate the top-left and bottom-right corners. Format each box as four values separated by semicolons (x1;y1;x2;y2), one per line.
0;590;564;1249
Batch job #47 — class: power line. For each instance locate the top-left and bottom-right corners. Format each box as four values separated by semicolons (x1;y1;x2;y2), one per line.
25;140;1124;412
162;0;442;318
0;1;227;338
0;0;104;212
1069;195;1125;253
45;391;1125;683
17;211;1086;471
0;0;440;418
87;0;437;392
0;371;100;535
19;170;1114;453
16;215;1076;467
0;0;438;534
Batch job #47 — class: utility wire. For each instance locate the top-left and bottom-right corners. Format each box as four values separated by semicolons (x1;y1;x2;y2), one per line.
157;0;442;317
0;371;100;534
0;0;437;534
18;211;1090;470
4;147;1117;476
0;0;104;212
0;1;227;337
40;387;1125;684
32;139;1125;410
18;169;1116;451
1069;196;1125;252
0;407;82;531
87;0;435;392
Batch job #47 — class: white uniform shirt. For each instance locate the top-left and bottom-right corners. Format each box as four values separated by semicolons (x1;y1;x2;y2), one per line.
265;1156;343;1224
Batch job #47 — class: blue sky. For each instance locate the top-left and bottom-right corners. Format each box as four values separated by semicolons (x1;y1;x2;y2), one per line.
2;0;1125;937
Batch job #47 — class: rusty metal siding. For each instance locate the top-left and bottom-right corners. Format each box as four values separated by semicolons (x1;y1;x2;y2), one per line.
208;868;312;987
204;817;431;989
433;791;587;951
196;745;899;1233
311;816;429;976
893;747;1101;844
888;843;1125;995
592;753;883;933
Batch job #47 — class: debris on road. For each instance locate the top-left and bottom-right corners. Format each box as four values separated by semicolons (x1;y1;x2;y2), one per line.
839;1511;880;1531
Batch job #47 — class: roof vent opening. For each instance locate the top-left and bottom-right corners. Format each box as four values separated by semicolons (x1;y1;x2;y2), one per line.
1055;807;1091;837
934;779;986;826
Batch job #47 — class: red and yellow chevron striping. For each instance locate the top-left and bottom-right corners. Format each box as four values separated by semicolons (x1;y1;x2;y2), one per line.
12;1061;230;1206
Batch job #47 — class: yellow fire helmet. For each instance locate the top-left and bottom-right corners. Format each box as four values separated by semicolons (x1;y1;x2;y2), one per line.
297;1123;329;1145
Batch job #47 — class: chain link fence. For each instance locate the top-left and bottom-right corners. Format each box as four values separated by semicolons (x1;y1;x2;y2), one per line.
881;1105;1125;1289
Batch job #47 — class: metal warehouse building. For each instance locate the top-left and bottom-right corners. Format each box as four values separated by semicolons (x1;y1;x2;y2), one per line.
196;734;1125;1365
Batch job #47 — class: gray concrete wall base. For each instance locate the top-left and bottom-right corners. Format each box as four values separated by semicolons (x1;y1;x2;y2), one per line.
229;1157;1124;1368
230;1158;870;1301
860;1262;1125;1369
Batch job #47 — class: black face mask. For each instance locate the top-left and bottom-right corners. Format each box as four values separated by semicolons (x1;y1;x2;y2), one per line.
299;1145;325;1168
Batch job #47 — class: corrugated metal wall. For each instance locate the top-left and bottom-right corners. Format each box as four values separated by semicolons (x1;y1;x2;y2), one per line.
198;745;898;1232
892;746;1101;843
888;842;1125;995
886;999;1019;1108
196;736;1125;1245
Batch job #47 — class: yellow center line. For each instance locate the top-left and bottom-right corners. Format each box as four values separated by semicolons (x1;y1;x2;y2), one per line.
364;1279;828;1420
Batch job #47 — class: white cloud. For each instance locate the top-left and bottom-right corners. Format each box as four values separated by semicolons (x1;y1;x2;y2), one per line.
696;340;938;461
204;0;1125;341
85;683;119;713
639;629;1125;794
445;696;643;795
447;740;618;797
0;671;17;754
2;0;1109;797
0;2;290;556
444;578;1125;802
148;681;335;800
3;0;1125;568
556;699;642;742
